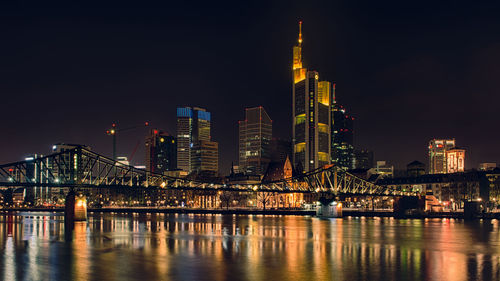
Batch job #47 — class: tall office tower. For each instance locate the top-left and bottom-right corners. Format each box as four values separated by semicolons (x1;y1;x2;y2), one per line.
446;147;465;173
176;107;218;175
238;107;272;175
292;21;331;173
428;139;456;174
354;149;374;170
270;138;292;164
331;103;355;170
176;107;193;172
145;129;177;174
191;140;219;176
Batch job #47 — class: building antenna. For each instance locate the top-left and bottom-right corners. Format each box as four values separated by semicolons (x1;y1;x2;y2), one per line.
298;20;303;46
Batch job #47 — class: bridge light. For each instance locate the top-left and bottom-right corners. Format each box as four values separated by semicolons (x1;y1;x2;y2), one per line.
253;186;258;191
161;182;166;188
54;178;59;183
8;177;13;182
315;188;320;192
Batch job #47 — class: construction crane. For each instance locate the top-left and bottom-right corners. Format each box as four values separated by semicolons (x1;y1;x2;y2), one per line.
106;122;149;160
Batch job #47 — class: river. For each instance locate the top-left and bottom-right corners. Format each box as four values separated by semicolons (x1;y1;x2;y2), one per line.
0;212;498;281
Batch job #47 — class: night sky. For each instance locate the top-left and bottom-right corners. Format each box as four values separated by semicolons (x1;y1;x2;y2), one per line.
2;1;500;174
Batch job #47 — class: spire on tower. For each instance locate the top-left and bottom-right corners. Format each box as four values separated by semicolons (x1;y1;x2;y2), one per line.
298;21;303;46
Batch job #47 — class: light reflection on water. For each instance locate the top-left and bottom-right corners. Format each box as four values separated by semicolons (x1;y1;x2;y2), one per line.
0;212;499;281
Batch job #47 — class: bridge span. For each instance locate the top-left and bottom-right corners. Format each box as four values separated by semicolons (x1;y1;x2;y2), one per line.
0;147;416;196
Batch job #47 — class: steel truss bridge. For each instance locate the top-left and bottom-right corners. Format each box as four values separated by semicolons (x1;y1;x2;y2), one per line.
0;147;413;196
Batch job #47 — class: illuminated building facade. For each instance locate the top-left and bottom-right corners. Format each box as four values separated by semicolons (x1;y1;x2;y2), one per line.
145;129;177;174
331;103;354;170
428;139;455;174
176;107;216;173
446;147;465;173
238;106;272;175
292;21;331;173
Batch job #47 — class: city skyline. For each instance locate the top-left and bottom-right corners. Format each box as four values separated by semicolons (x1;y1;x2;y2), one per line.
2;2;500;172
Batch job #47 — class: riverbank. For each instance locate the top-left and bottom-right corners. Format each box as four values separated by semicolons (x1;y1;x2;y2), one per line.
1;207;495;219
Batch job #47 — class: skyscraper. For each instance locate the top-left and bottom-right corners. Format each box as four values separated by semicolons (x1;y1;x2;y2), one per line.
145;129;177;174
191;140;219;176
428;138;456;174
331;102;355;170
176;106;218;175
238;106;272;175
292;21;331;173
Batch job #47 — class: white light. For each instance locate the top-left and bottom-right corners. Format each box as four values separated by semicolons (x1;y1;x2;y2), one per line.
25;157;34;161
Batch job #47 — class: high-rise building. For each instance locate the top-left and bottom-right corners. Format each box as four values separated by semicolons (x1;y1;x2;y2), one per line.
446;147;465;173
331;102;354;170
428;139;456;174
354;149;373;170
292;21;331;173
145;129;177;174
176;106;218;175
191;140;219;176
270;138;292;164
238;107;272;175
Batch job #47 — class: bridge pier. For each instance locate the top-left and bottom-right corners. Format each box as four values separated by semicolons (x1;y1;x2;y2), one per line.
316;196;343;218
65;190;87;222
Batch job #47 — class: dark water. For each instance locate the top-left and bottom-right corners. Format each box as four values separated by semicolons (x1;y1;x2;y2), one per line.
0;212;499;281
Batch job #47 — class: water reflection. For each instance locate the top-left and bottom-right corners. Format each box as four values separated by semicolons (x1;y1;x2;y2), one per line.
0;212;499;280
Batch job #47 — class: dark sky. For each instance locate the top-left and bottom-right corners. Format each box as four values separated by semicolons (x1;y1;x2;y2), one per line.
2;1;500;174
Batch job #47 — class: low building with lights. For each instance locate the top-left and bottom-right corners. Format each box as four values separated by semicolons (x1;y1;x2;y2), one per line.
377;169;500;208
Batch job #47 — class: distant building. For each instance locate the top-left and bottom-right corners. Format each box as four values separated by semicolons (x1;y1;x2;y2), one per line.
368;161;394;178
377;170;500;203
145;129;177;174
331;103;354;170
191;140;218;176
292;22;331;173
354;149;373;170
479;163;497;171
407;160;425;177
116;156;130;166
51;143;91;200
428;139;456;174
238;107;272;175
176;107;219;175
446;147;466;173
270;138;292;164
262;156;293;183
25;154;46;204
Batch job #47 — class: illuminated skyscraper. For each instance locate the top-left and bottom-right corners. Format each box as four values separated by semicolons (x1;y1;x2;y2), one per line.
238;107;272;175
145;129;177;174
292;21;331;173
176;106;218;175
428;138;456;174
